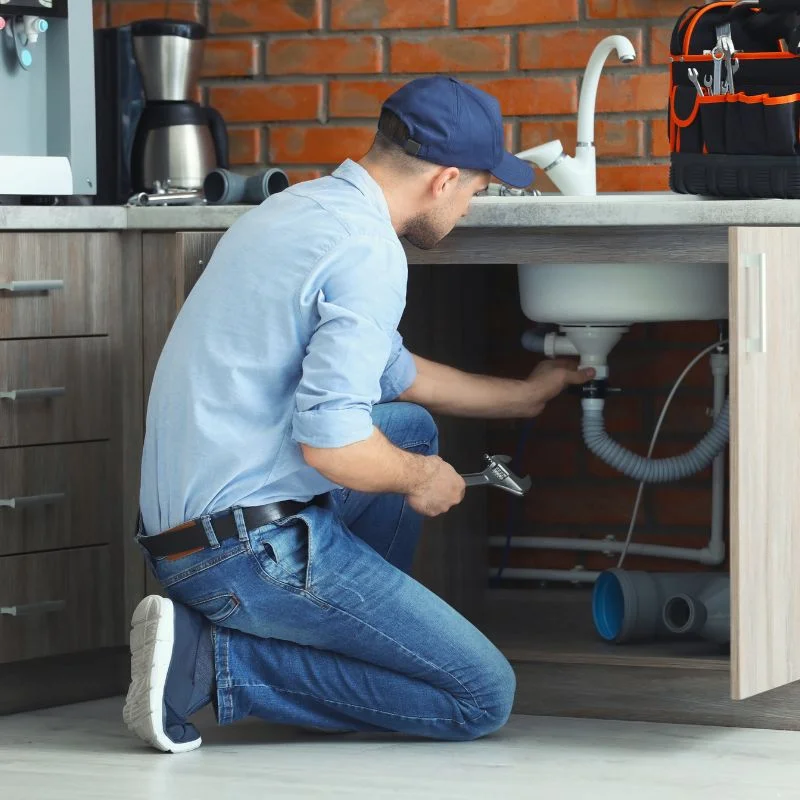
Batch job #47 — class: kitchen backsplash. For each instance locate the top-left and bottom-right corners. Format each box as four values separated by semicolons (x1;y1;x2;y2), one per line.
93;0;690;190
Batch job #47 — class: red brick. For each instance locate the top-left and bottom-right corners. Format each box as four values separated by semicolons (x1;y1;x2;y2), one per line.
650;25;673;65
269;36;382;75
457;0;578;27
108;0;199;25
587;0;689;18
597;164;670;192
201;40;259;78
519;27;643;70
285;168;324;184
270;125;375;164
611;347;713;390
520;119;644;159
209;84;322;123
227;128;261;165
329;80;405;118
650;320;721;343
474;77;577;116
210;0;321;33
525;484;641;526
332;0;448;30
390;34;510;74
520;439;582;479
651;116;670;157
596;73;670;113
653;487;712;527
93;0;107;28
650;392;716;437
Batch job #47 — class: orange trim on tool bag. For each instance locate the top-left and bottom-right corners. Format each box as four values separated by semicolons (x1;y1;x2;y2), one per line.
675;52;798;62
683;1;735;55
763;93;800;105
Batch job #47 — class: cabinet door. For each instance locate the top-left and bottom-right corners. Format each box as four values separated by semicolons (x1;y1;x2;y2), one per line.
142;232;223;398
141;232;223;597
730;228;800;699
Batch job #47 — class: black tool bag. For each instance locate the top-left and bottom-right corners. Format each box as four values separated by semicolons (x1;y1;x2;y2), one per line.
669;0;800;198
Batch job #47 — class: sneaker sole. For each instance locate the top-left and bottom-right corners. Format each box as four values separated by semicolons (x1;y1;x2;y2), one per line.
122;595;202;754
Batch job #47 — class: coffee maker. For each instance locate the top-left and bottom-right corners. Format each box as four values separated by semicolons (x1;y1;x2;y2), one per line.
94;18;228;204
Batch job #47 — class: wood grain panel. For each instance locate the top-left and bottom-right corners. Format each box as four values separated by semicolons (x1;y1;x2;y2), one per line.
730;228;800;700
0;443;112;556
403;227;729;265
114;233;146;631
0;546;117;663
0;337;111;447
0;233;113;338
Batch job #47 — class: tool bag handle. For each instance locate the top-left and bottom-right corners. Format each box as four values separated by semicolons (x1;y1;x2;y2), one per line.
728;1;800;52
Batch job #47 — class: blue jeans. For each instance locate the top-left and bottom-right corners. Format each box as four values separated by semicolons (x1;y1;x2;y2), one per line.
140;402;515;741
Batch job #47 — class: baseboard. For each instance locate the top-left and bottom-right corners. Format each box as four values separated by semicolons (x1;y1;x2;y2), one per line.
0;647;129;716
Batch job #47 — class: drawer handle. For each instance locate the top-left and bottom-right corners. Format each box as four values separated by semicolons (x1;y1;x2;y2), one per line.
0;387;66;401
0;492;66;509
0;600;66;616
0;280;65;293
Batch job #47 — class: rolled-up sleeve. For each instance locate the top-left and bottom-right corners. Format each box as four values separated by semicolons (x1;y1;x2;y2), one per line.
292;235;408;448
379;330;417;403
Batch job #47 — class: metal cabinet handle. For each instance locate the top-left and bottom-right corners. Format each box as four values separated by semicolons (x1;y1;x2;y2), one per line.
0;600;66;616
0;387;66;401
744;253;767;354
0;280;65;292
0;492;66;509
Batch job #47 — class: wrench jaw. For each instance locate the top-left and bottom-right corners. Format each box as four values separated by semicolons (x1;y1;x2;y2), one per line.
461;454;532;497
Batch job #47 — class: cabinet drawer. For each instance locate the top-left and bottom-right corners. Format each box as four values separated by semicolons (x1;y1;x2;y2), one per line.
0;546;117;663
0;233;114;338
0;443;113;556
0;337;110;447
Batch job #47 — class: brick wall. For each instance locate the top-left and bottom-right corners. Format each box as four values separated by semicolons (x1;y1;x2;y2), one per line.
93;0;725;577
93;0;690;188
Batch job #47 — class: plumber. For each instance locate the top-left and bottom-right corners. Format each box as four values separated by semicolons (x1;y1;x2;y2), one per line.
124;76;595;753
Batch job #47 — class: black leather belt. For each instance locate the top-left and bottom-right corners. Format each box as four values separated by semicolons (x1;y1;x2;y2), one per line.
138;498;318;559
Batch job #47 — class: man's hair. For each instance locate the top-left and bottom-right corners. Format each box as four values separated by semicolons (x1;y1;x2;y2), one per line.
368;109;483;183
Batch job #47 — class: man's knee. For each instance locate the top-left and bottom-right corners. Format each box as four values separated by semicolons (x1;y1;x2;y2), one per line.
442;649;515;742
374;402;439;456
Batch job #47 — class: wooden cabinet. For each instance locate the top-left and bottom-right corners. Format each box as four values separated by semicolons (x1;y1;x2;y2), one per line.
4;221;800;726
0;232;143;714
729;228;800;700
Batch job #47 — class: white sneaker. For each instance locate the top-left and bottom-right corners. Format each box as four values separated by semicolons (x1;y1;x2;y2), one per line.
122;595;203;753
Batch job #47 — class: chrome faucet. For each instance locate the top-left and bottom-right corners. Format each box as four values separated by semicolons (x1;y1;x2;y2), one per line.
516;35;637;196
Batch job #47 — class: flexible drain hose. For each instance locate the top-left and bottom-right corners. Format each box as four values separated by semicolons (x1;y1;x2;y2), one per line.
582;397;730;483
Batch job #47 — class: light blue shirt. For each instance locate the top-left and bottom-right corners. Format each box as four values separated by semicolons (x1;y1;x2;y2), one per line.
140;160;417;535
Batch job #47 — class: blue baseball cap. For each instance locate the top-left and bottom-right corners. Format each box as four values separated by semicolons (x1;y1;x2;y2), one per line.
381;76;534;189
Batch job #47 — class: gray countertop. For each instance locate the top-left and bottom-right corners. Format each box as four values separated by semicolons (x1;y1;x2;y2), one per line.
2;193;800;231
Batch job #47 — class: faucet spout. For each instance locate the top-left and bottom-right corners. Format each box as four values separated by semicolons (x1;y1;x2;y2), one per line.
578;35;637;146
514;34;636;196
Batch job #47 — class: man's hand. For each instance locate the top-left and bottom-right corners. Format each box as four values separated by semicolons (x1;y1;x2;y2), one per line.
407;456;466;517
523;359;596;417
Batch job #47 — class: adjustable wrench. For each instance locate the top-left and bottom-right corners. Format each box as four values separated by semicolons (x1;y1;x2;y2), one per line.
461;454;532;497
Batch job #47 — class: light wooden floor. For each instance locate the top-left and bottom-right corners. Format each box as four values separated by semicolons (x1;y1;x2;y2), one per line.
2;697;800;799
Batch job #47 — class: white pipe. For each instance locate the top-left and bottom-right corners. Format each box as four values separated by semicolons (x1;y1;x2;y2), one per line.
488;536;723;565
490;568;600;583
708;352;729;562
521;330;579;357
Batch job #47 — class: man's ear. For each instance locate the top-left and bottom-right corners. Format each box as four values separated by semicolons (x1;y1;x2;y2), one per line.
430;166;461;198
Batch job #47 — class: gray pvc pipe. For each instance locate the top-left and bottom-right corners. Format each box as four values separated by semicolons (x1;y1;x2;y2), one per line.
662;574;729;645
592;569;726;643
582;396;730;483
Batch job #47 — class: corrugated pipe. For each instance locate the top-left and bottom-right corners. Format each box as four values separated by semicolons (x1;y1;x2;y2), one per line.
582;396;729;483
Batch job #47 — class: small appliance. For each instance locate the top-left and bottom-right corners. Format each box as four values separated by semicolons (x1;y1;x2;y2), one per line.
94;18;228;204
0;0;96;198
